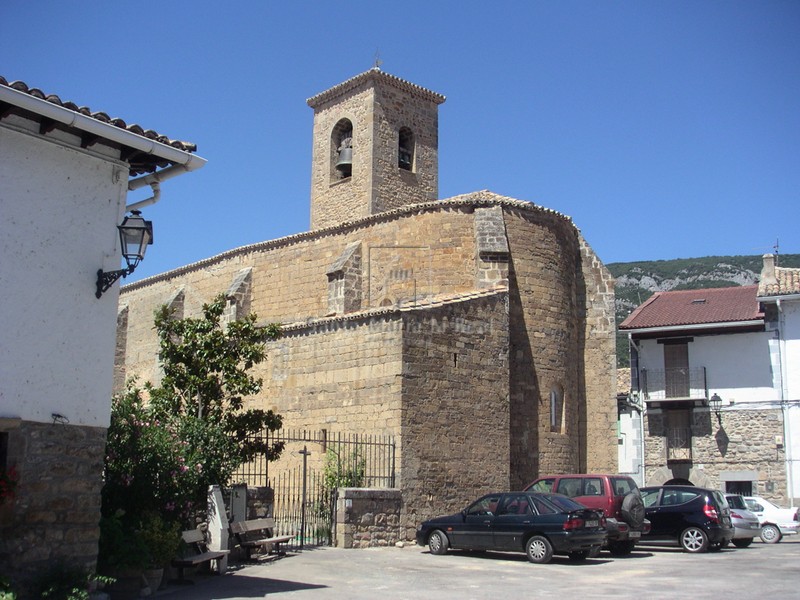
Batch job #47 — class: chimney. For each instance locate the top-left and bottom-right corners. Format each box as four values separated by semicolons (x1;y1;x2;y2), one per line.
761;254;777;286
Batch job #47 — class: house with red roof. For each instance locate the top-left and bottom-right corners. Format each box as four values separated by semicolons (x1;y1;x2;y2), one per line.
619;255;800;506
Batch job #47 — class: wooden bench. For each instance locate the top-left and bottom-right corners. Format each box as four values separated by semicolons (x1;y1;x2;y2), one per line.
171;528;230;583
229;517;294;560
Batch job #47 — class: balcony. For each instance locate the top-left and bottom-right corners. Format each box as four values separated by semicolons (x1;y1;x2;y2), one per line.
640;367;708;405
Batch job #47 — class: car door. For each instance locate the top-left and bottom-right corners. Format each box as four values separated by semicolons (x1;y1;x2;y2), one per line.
642;487;669;538
450;494;500;550
492;493;534;551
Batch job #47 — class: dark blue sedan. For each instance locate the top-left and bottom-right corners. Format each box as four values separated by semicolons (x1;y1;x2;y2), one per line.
416;492;607;564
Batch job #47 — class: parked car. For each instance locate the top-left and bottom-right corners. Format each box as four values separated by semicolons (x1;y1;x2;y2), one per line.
639;485;733;552
416;491;607;564
524;474;650;555
724;494;761;548
743;496;800;544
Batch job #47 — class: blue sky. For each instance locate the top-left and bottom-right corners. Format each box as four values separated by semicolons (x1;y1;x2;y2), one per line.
3;1;798;282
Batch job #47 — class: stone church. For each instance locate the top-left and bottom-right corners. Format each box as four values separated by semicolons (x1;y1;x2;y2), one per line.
117;68;617;537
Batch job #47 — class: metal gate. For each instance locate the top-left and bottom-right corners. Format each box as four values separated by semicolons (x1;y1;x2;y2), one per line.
235;429;396;550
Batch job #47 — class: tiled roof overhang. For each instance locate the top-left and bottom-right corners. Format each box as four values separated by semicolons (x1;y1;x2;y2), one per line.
0;76;203;177
307;68;446;108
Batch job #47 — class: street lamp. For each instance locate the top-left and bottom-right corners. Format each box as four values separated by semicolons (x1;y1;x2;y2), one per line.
95;210;153;298
709;393;723;424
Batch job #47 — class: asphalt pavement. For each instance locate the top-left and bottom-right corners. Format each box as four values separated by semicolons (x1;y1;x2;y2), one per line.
153;538;800;599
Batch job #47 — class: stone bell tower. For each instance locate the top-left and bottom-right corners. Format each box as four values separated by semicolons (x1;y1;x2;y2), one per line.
307;68;446;230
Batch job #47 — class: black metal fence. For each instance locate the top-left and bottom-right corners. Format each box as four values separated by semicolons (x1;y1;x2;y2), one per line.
234;429;396;549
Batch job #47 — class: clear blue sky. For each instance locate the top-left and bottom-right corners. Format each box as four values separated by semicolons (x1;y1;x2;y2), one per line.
4;1;798;282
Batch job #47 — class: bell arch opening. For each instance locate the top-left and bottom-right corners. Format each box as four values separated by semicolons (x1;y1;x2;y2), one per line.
331;119;353;181
398;127;414;171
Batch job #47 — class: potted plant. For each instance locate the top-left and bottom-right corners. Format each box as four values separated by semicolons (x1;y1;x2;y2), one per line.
137;512;182;592
97;512;149;599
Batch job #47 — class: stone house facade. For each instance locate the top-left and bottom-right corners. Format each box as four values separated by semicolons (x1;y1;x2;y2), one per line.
0;77;204;593
117;68;617;537
619;255;800;505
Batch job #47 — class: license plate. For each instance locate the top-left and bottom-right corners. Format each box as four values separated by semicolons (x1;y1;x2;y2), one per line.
629;531;641;538
585;520;599;528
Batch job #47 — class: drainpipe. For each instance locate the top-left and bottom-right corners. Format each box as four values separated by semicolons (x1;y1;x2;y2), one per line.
126;181;160;212
776;299;794;506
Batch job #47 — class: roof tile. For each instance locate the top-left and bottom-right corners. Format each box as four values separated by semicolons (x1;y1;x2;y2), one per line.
619;285;762;330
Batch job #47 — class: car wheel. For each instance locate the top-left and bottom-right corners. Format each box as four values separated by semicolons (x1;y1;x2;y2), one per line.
620;491;645;528
525;535;553;564
608;540;636;556
428;530;449;555
680;527;709;553
760;524;782;544
568;550;588;561
732;538;753;548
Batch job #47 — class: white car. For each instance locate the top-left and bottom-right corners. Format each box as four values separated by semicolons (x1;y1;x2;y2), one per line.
743;496;800;543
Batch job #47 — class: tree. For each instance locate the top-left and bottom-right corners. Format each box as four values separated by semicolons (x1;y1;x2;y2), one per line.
148;295;283;471
102;294;284;530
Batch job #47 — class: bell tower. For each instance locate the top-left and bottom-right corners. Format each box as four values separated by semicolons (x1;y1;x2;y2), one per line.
307;68;446;230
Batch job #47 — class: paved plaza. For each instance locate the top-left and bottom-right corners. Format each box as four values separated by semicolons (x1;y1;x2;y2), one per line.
154;538;800;599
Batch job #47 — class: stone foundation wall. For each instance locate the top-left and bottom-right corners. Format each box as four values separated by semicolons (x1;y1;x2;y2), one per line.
644;407;788;503
0;420;106;597
335;488;402;548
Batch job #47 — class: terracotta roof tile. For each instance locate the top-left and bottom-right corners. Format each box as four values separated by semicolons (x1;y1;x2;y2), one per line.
758;266;800;297
619;285;762;330
307;67;446;108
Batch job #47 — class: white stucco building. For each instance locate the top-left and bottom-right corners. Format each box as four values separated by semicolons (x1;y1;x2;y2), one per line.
0;76;205;591
619;255;800;505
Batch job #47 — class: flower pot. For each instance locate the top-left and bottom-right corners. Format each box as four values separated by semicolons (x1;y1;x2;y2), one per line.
106;568;144;600
143;568;164;592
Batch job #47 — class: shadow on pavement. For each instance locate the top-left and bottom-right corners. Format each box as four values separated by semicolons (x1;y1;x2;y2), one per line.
156;574;328;598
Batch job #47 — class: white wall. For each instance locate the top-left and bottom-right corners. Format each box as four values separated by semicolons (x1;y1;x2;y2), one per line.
776;300;800;501
0;122;127;427
637;329;778;404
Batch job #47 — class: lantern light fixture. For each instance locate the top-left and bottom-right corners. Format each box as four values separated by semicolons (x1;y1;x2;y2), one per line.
708;393;723;425
95;210;153;298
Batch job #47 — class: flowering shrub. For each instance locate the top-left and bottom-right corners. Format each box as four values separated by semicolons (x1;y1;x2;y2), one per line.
99;295;285;571
0;465;18;506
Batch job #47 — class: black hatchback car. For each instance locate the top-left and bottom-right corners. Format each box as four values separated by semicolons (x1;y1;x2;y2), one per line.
640;485;734;552
416;491;607;564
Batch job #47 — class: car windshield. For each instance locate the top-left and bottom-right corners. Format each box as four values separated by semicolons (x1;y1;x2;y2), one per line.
726;495;746;510
542;494;585;512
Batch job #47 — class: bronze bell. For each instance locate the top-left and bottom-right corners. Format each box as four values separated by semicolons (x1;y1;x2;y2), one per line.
335;146;352;177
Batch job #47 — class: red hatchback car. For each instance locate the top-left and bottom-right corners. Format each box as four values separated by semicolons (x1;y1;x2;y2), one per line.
525;474;650;555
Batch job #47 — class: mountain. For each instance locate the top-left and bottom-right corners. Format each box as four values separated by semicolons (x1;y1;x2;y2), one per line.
607;254;800;367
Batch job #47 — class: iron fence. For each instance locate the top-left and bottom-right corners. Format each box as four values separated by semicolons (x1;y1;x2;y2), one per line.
234;429;396;549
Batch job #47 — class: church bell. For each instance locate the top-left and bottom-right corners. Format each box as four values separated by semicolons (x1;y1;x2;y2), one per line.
335;146;352;177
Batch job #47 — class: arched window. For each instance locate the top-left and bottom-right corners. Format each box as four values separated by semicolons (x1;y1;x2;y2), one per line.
331;119;353;180
398;127;414;171
550;385;564;433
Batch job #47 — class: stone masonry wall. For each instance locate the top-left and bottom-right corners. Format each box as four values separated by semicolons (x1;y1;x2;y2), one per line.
370;82;439;213
119;205;481;390
644;407;788;504
400;291;510;537
578;235;618;473
336;488;402;548
503;207;583;486
309;74;441;230
0;420;106;597
310;85;375;229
